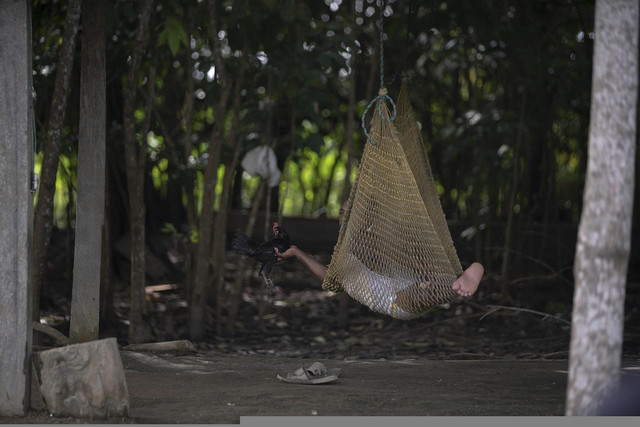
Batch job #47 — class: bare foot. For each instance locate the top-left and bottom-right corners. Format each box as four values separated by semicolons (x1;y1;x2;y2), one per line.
452;262;484;297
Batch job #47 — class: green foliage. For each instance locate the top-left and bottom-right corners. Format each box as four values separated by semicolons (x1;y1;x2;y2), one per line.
162;221;198;244
32;0;599;238
158;17;189;57
161;222;178;235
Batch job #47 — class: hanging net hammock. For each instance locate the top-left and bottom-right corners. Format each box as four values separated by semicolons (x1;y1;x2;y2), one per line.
322;79;463;319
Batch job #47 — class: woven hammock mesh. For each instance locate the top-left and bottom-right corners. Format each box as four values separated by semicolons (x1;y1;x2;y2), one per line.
322;80;462;319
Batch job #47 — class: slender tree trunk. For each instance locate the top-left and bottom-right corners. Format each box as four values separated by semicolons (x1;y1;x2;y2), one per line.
486;173;498;272
500;92;527;292
32;0;81;322
189;0;233;340
213;61;246;336
566;0;638;415
341;33;357;204
337;6;359;328
298;165;310;216
181;10;197;300
213;148;242;336
226;179;267;336
149;18;198;301
279;103;298;222
539;125;559;262
122;0;155;344
256;70;275;329
260;66;274;231
322;142;343;208
230;164;244;210
310;155;325;214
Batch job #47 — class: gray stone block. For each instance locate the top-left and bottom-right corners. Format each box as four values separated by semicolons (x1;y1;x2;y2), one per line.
32;338;129;419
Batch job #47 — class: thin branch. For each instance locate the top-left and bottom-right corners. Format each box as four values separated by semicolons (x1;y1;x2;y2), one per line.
485;246;575;286
57;159;77;192
508;267;573;286
480;304;571;326
138;48;157;172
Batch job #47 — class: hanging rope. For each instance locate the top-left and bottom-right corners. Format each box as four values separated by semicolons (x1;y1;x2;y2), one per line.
361;0;397;146
401;0;415;74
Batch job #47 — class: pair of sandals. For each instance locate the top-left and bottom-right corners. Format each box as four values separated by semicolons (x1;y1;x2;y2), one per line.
277;362;342;385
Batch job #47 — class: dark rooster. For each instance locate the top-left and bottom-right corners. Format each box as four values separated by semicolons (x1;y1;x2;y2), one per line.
231;222;291;294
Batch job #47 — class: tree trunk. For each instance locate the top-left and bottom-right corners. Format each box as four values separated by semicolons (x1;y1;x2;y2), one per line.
230;163;244;210
69;0;106;343
226;179;267;336
122;0;155;344
500;92;526;292
213;61;246;336
254;69;275;332
566;0;638;415
309;154;324;214
341;46;357;204
539;124;559;262
212;148;242;336
337;6;359;328
181;11;197;300
279;104;298;222
189;0;233;340
31;0;81;322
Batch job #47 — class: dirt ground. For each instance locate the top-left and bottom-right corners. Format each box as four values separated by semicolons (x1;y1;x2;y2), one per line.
2;350;572;424
5;238;638;424
2;348;640;424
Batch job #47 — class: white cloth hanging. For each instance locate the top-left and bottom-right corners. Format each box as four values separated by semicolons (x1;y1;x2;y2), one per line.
240;145;281;188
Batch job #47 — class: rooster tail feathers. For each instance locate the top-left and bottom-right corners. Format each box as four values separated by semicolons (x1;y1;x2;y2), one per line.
231;232;255;256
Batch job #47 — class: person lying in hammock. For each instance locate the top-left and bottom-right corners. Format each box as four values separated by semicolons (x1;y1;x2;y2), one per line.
275;202;484;306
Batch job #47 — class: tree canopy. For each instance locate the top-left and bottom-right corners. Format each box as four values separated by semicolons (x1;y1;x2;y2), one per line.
31;0;638;344
32;0;598;228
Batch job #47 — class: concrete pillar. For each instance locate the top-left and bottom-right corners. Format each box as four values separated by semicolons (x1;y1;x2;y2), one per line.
0;0;34;416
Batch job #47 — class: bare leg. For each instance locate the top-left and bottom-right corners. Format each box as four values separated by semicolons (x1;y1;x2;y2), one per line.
452;262;484;297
